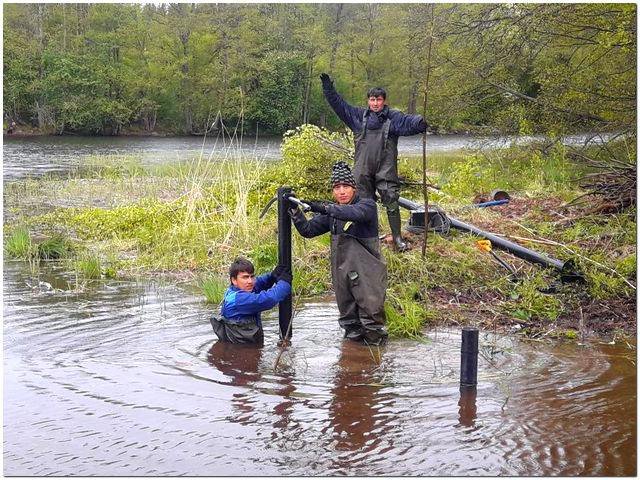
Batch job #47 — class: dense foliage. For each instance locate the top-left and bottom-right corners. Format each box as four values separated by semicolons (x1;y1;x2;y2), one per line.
3;3;635;135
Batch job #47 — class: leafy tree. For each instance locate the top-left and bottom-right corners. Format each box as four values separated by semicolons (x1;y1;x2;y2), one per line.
2;3;635;135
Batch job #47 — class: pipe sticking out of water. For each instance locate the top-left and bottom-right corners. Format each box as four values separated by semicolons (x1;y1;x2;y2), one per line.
460;327;479;386
277;187;293;341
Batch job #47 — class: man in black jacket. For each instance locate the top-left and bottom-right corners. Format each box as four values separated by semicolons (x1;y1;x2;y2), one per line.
321;73;428;251
289;161;388;346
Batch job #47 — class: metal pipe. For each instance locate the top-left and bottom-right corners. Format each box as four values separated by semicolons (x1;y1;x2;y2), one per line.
460;327;479;386
449;216;565;270
287;196;310;212
398;196;567;271
473;199;509;208
277;187;293;341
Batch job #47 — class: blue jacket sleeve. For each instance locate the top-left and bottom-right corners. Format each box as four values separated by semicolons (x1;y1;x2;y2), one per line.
325;198;377;224
291;209;331;238
254;273;275;293
323;86;366;133
388;109;428;137
233;280;292;316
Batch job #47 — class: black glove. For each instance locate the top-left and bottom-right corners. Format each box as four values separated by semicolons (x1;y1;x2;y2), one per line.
271;264;286;280
306;201;329;214
277;268;292;285
288;207;299;218
320;73;333;90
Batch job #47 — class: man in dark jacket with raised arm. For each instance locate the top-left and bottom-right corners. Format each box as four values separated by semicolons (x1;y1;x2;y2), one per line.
289;161;388;346
320;73;428;251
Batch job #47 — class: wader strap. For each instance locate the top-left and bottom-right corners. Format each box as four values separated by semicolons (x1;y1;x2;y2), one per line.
362;110;368;136
382;119;391;149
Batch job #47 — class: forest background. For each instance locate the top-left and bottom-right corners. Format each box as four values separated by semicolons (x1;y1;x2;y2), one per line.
3;3;636;138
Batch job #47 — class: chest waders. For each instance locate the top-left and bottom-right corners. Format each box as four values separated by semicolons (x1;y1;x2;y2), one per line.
330;226;388;345
353;112;408;251
211;296;264;346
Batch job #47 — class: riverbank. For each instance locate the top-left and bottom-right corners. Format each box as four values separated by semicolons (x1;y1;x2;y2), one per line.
3;126;636;341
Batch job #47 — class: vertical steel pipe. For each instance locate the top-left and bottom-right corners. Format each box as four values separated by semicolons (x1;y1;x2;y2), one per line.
460;327;479;386
277;187;293;340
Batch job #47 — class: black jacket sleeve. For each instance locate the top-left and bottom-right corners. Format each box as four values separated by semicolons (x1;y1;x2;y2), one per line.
325;198;377;224
290;209;331;238
388;109;428;137
323;86;366;133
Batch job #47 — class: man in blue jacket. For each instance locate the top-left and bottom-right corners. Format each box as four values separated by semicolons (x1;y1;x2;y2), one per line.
321;73;429;251
211;258;292;345
290;161;388;346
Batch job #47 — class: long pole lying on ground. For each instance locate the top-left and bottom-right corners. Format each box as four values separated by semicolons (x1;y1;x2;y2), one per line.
277;186;293;341
397;196;573;273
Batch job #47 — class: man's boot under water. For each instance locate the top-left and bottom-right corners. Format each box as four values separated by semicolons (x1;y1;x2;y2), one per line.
362;327;388;346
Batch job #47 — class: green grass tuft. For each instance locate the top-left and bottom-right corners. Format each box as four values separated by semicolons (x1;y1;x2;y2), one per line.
5;227;33;259
76;254;102;279
37;234;74;260
200;276;228;305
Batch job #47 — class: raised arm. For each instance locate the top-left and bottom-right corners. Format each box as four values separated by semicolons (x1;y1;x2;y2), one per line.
321;73;366;133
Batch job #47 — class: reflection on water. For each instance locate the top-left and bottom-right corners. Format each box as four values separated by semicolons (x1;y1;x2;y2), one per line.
458;386;478;428
3;261;636;476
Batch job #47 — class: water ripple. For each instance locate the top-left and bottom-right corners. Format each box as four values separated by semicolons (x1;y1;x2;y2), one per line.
3;262;636;476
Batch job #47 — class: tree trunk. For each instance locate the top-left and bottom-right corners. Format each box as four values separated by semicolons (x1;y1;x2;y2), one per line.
421;5;435;258
407;80;418;114
184;103;193;134
364;4;379;82
179;24;192;133
350;50;356;99
35;5;47;130
329;4;344;74
62;4;67;51
302;56;313;124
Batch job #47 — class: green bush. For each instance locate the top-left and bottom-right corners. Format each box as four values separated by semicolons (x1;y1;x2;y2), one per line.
249;243;279;272
66;200;175;246
441;144;581;200
251;124;353;206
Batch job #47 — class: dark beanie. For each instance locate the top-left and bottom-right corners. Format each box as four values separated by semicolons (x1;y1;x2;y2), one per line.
330;161;356;188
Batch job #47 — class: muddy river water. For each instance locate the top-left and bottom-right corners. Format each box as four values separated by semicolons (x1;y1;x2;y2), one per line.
3;261;636;476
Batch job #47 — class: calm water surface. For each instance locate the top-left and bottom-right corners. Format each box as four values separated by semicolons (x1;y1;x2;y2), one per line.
3;261;636;476
2;131;616;181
